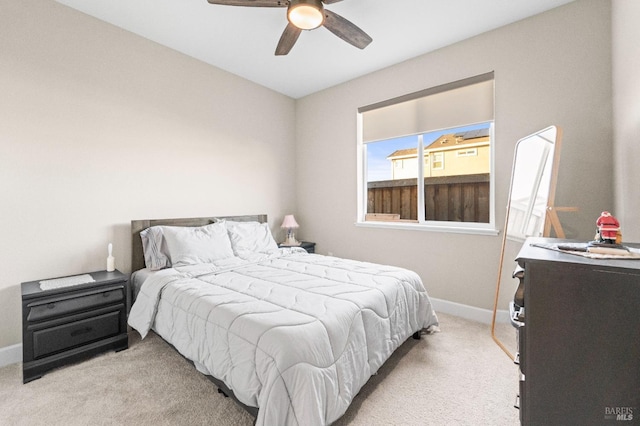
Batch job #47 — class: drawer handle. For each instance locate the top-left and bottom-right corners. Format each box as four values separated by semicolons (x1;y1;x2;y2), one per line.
70;327;93;337
102;292;111;297
47;303;56;309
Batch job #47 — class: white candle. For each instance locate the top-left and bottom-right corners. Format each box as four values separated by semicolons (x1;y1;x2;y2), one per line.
107;243;115;272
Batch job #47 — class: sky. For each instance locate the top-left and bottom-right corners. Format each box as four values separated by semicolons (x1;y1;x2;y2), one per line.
366;122;492;182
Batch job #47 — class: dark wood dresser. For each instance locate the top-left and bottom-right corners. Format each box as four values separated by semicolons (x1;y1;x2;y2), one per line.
21;270;129;383
513;238;640;425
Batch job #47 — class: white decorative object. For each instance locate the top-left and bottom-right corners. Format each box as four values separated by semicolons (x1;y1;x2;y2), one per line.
107;243;115;272
39;274;95;291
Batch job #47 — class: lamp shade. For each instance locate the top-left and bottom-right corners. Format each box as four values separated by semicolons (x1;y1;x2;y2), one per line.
281;214;299;229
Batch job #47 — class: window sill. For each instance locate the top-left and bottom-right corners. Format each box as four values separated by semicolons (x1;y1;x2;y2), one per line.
355;220;500;236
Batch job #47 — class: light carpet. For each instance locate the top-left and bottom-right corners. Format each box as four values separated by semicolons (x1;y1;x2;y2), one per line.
0;313;519;425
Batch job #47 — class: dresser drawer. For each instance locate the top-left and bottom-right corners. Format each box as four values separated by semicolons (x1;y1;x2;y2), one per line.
518;375;526;423
32;308;123;359
26;286;124;322
518;324;526;373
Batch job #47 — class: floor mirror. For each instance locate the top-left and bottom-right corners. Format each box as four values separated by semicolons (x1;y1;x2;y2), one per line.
490;125;568;359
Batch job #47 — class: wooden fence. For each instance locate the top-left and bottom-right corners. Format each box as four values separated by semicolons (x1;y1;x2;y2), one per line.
367;173;490;223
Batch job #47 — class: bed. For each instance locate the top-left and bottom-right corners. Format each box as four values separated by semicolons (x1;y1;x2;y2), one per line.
128;214;438;426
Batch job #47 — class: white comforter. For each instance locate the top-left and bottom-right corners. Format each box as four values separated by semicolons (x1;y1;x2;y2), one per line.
128;249;438;426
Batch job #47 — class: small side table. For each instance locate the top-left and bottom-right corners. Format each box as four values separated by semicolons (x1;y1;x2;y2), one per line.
279;241;316;254
21;270;129;383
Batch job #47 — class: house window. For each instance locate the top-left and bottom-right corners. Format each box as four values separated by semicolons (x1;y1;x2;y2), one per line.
357;72;496;234
457;148;478;157
432;153;444;170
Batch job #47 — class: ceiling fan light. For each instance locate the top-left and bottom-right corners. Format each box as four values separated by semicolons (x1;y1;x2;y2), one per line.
288;0;324;30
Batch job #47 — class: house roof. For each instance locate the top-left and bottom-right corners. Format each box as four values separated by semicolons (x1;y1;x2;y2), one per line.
387;128;490;159
426;129;490;152
386;148;418;160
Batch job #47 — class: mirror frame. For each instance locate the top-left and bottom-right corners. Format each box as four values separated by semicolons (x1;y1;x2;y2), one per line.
490;126;563;359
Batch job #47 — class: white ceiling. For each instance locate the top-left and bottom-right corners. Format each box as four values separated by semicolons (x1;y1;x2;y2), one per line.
55;0;575;99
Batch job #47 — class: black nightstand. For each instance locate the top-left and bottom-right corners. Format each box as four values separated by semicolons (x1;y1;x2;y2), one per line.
21;270;129;383
279;241;316;253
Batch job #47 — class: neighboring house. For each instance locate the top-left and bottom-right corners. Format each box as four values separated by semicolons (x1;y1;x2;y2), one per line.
387;128;490;179
386;147;421;180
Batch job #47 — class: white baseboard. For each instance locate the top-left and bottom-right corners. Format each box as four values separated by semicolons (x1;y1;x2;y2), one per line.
430;297;510;324
0;343;22;368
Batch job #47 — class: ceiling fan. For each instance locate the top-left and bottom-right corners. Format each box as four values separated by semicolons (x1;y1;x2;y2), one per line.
206;0;372;55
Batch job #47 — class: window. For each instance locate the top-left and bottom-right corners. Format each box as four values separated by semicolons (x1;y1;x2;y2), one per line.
457;149;478;157
431;153;444;170
357;72;496;234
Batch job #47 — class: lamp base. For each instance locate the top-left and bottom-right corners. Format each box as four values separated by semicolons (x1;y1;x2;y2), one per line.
281;234;300;246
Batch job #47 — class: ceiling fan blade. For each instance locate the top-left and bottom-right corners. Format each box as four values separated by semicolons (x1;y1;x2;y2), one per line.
206;0;288;7
323;9;372;50
275;23;302;55
322;0;344;4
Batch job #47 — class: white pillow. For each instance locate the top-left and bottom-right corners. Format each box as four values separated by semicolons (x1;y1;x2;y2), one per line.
226;221;278;254
140;226;171;271
162;223;234;266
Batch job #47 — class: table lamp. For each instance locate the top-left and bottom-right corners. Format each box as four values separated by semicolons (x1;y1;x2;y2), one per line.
281;214;300;246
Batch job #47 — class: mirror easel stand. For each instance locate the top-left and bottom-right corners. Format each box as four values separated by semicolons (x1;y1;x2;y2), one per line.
490;126;577;360
543;206;579;238
542;131;579;238
490;209;516;359
490;206;575;360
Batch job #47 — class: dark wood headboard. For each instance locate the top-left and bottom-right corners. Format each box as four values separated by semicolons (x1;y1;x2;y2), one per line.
130;214;267;272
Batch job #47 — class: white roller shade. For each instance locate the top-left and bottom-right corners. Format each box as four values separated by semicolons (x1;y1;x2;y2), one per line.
360;72;494;143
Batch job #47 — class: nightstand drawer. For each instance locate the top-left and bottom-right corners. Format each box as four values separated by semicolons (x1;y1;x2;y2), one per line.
32;308;123;359
26;286;124;322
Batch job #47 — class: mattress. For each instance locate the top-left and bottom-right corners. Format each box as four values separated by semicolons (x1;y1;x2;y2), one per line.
128;249;438;426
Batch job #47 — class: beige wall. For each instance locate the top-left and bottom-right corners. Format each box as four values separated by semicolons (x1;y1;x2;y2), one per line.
0;2;296;348
295;0;613;311
613;0;640;241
